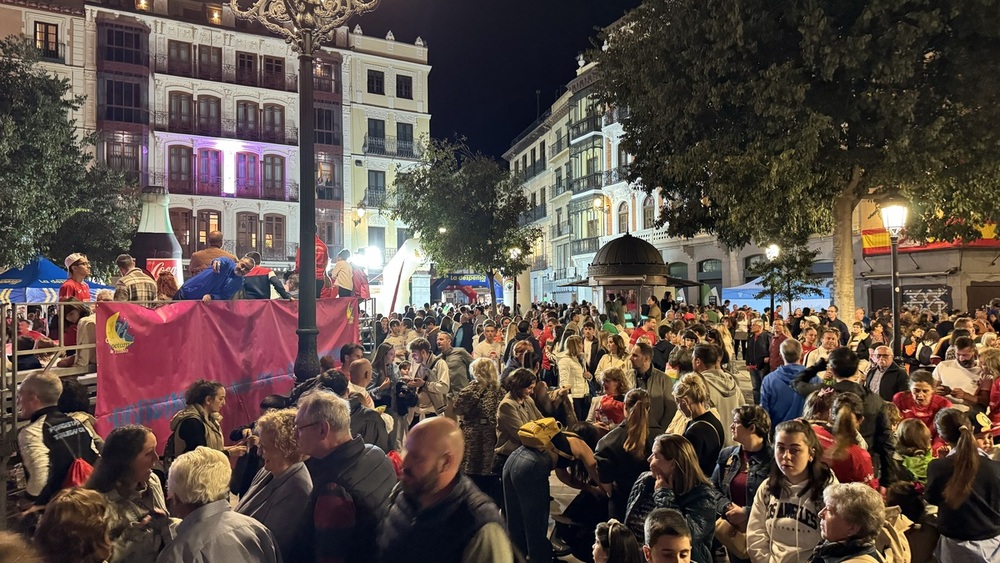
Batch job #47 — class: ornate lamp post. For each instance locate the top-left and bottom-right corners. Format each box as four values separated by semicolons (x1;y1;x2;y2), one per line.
765;244;780;326
508;247;521;314
230;0;381;381
879;195;909;357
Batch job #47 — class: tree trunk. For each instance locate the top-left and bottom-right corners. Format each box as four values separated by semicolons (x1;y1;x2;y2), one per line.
486;270;499;317
832;168;862;315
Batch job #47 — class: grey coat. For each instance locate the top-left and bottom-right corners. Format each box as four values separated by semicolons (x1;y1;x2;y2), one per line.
234;462;312;562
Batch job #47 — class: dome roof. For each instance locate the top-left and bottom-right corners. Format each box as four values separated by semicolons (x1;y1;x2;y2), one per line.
588;233;668;278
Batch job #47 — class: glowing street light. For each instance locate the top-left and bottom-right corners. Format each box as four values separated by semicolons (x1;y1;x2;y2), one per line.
880;194;909;357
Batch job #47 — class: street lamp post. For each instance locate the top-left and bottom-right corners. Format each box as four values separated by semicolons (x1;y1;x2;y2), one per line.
230;0;381;382
765;244;780;326
509;247;521;315
880;196;909;358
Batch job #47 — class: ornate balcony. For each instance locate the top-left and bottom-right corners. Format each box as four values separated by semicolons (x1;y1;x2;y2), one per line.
363;135;422;160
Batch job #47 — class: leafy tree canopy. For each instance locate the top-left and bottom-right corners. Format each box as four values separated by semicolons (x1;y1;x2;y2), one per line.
392;139;541;310
595;0;1000;309
0;36;140;276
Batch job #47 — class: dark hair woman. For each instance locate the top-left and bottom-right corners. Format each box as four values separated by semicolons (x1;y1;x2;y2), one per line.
494;368;543;473
168;379;245;460
593;519;643;563
712;405;772;563
747;419;835;563
595;388;652;520
85;425;170;562
623;434;716;563
926;408;1000;560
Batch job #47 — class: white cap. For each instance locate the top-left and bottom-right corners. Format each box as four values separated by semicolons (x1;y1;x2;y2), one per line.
64;253;85;270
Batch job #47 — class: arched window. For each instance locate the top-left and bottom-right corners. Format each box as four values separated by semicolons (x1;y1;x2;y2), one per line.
618;202;629;234
642;196;655;229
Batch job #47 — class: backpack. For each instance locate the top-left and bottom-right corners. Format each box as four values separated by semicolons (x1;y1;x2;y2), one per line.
61;458;94;488
517;418;573;460
162;430;179;472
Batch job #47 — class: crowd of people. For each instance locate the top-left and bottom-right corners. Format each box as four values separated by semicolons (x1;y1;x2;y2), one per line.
8;285;1000;563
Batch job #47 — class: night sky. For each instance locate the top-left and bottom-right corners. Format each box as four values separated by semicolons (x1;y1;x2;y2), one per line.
354;0;642;159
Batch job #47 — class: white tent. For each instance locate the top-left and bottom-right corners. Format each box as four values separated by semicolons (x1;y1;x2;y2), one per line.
722;277;831;313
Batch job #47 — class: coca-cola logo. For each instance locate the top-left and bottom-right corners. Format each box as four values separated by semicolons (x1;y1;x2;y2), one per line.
147;259;182;283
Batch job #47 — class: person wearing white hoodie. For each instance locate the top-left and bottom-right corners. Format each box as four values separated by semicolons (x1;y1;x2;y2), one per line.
747;419;837;563
692;343;745;447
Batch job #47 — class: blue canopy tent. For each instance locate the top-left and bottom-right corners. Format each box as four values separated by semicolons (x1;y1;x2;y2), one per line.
722;277;831;313
430;273;504;304
0;257;114;303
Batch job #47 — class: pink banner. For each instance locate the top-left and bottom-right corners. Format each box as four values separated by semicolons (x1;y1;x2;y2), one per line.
95;298;359;454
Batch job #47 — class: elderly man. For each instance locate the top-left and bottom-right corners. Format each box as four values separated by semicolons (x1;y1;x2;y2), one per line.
865;346;908;402
745;318;772;404
157;447;279;563
174;256;253;301
293;391;397;562
113;253;157;302
378;417;512;562
630;342;677;435
17;372;99;507
188;230;237;276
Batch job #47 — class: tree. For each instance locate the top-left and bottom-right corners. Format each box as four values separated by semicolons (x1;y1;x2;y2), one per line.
392;139;541;314
0;36;140;274
595;0;1000;315
746;245;822;313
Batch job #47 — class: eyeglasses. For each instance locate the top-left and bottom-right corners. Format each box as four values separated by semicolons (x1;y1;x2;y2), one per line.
295;421;320;433
875;354;892;358
75;261;91;267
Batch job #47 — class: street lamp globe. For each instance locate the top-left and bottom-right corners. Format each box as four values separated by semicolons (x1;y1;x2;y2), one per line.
765;244;780;261
356;206;366;219
880;198;909;237
438;227;447;234
593;196;603;209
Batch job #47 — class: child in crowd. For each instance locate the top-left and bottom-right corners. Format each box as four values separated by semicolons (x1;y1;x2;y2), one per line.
822;392;878;489
894;418;934;484
642;508;693;563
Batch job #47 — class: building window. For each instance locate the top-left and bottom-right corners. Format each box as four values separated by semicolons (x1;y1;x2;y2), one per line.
168;146;192;190
103;132;141;176
316;153;341;197
262;56;285;89
167;40;191;74
314;61;338;93
396;75;412;99
367;69;384;94
168;92;193;131
315;106;340;145
34;22;59;60
397;228;411;249
618;202;629;234
198;46;222;80
368;226;386;253
264;214;285;256
236;101;258;138
262;104;284;142
236;52;257;86
368;118;385;139
236;212;259;256
104;27;143;65
170;208;193;257
642;196;655;229
397;122;414;157
197;149;222;191
698;259;723;274
236;152;259;190
104;79;144;123
263;155;285;194
197;96;221;135
197;210;221;245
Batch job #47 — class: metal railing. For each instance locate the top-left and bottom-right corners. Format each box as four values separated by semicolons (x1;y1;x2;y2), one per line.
149;173;299;202
362;187;398;209
37;41;66;63
550;221;572;239
362;135;422;159
570;172;603;194
571;237;601;255
552;268;568;280
521;203;547;224
568;114;602;140
312;75;342;95
553;181;570;197
152;112;298;145
317;182;344;201
236;242;298;262
603;106;630;126
530;256;548;271
603;166;629;186
519;161;547;181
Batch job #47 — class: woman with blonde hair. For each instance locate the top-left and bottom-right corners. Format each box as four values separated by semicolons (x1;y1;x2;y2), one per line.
674;372;725;477
454;357;506;506
596;389;652;520
624;434;716;563
34;488;113;563
559;335;593;422
235;408;312;561
596;333;632;388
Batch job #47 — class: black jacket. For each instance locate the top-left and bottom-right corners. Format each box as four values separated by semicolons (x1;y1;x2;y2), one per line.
745;332;772;372
864;362;909;402
926;453;1000;541
502;331;541;364
652;340;675;372
19;406;99;505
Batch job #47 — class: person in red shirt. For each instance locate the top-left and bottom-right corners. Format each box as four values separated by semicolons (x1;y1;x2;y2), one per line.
824;392;879;489
629;316;659;347
17;319;44;341
893;369;952;442
538;317;557;371
59;253;91;301
294;233;330;295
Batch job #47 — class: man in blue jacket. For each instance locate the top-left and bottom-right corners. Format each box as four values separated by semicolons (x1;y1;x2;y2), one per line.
760;338;806;425
175;256;253;301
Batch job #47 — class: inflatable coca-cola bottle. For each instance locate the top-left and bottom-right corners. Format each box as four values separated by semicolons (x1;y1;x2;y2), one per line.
129;186;184;284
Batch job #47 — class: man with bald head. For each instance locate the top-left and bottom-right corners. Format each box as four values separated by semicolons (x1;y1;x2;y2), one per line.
188;230;237;276
348;358;375;409
378;417;513;563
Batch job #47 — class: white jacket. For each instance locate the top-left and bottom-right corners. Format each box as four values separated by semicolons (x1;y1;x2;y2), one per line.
595;353;632;389
747;475;837;563
558;355;590;399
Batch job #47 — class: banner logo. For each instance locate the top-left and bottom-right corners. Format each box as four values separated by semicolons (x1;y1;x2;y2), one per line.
105;312;135;354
